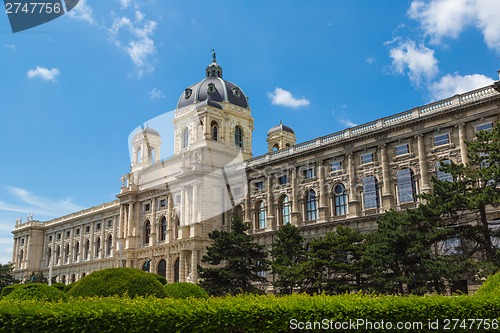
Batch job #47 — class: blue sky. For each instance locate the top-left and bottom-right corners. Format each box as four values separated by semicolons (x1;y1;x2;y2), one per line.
1;0;499;264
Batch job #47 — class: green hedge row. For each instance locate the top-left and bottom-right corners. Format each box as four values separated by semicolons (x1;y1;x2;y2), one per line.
0;293;499;333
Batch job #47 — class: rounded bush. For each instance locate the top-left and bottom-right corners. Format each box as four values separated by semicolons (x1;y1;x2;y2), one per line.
164;282;208;299
476;272;500;296
68;267;166;298
4;283;66;302
1;284;24;297
51;282;65;291
152;273;167;285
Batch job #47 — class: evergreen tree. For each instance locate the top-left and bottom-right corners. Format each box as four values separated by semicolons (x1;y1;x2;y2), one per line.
365;209;473;295
304;226;367;294
270;223;307;294
420;123;500;268
198;217;269;296
0;263;18;292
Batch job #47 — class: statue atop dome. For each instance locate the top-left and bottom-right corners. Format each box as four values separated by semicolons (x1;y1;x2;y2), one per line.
211;48;216;63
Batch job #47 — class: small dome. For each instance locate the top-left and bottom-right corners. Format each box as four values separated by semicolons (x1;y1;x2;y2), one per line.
267;121;294;135
133;127;160;139
177;58;249;109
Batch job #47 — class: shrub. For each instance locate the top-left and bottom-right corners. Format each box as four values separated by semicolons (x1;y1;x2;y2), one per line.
164;282;208;299
63;282;78;293
0;284;23;297
476;272;500;296
3;283;66;302
51;283;65;292
151;273;167;285
68;267;166;298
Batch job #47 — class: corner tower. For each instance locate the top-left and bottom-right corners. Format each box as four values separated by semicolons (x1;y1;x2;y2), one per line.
173;51;254;160
267;121;296;152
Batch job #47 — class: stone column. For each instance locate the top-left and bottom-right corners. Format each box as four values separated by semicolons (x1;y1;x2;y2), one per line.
347;154;359;216
291;167;300;225
151;198;157;245
69;228;74;264
417;135;430;193
179;251;186;282
191;249;199;283
318;161;327;221
78;228;84;263
100;220;105;257
380;144;394;209
266;176;275;230
89;223;95;260
118;204;124;240
458;123;468;165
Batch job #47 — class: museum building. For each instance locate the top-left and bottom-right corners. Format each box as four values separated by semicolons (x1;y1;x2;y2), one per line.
11;57;500;288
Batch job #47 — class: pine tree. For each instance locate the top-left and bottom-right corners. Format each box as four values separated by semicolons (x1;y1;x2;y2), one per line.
270;223;307;294
198;217;269;296
0;263;18;292
304;226;367;294
420;123;500;268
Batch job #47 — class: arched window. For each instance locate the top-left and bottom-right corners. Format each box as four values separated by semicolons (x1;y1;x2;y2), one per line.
18;249;23;268
211;121;219;141
159;216;167;242
233;205;243;221
257;201;266;229
149;148;156;164
158;259;167;278
65;243;70;263
56;245;60;265
273;144;279;152
306;189;317;221
280;195;291;225
144;220;151;245
136;148;142;164
362;176;380;210
333;184;347;216
234;126;243;148
397;168;417;203
436;160;453;182
84;239;89;260
74;241;79;261
47;247;52;266
95;237;101;258
182;127;189;148
106;235;113;256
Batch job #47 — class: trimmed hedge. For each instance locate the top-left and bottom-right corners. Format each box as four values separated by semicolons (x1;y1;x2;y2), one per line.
68;267;166;298
476;272;500;296
0;293;499;332
3;283;66;302
152;273;167;285
0;284;23;297
164;282;208;299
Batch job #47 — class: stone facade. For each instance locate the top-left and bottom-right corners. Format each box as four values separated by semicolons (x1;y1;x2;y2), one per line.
11;60;500;288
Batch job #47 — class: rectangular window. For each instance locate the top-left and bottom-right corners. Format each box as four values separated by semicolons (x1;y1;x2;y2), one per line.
144;203;151;212
362;176;379;209
66;231;70;238
278;175;288;185
48;235;52;242
159;199;167;208
255;181;265;191
303;168;315;179
438;238;462;255
476;122;493;132
331;160;342;171
360;152;374;164
20;238;24;245
433;133;450;147
57;233;61;240
85;226;90;234
397;168;416;204
96;223;101;231
75;228;80;236
436;160;453;182
107;220;113;229
395;143;410;156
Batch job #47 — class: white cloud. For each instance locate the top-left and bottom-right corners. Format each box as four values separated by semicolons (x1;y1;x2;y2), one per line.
0;186;84;219
429;73;494;101
339;119;358;128
27;66;60;82
67;0;94;25
110;11;158;77
119;0;132;9
268;87;310;108
389;40;439;86
365;57;375;64
149;88;165;99
4;44;15;51
409;0;500;53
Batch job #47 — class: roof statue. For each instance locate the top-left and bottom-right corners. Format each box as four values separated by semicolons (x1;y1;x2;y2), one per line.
211;48;216;63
